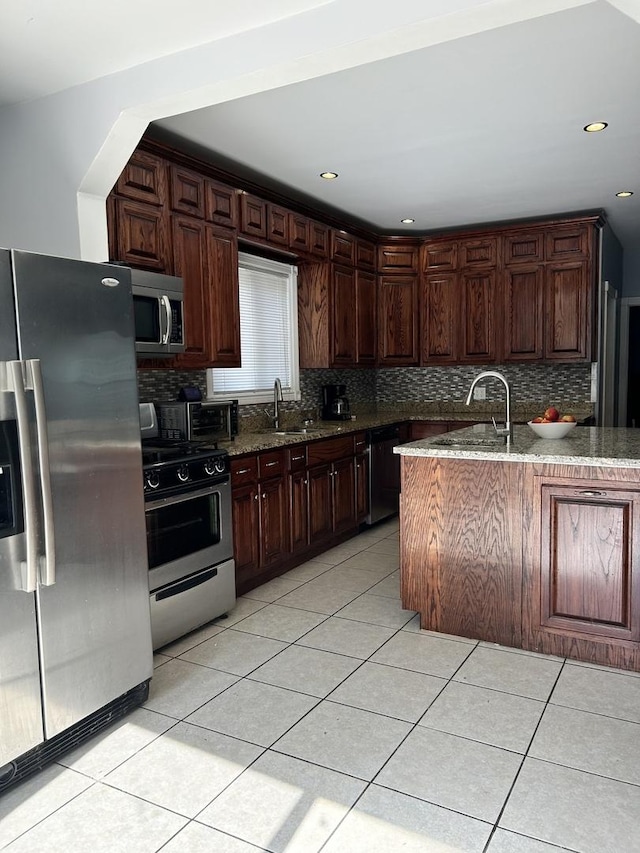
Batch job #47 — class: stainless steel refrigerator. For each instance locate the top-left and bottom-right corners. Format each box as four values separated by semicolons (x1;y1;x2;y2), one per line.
0;250;152;790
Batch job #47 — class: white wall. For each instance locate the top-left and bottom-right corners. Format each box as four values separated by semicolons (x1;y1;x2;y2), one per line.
0;0;593;261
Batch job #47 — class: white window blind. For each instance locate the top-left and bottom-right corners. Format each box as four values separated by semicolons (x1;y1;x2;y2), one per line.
208;253;299;402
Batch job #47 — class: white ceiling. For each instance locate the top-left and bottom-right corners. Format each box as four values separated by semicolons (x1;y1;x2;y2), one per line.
154;0;640;253
0;0;638;265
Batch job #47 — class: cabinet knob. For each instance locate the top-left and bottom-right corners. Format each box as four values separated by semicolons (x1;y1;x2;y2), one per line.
254;494;259;500
576;490;604;497
262;492;266;499
237;467;252;475
265;461;278;468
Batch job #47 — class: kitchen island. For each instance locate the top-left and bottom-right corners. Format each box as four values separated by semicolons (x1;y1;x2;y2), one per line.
396;425;640;672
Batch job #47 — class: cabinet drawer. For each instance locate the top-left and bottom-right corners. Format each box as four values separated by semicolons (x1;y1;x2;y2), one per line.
231;455;258;486
354;432;367;454
259;450;286;479
287;446;308;472
307;435;355;466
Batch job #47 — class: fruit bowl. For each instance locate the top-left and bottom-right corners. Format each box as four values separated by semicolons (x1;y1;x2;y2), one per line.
527;420;577;438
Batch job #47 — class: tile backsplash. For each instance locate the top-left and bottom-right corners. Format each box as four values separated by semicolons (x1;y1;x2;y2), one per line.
137;363;592;424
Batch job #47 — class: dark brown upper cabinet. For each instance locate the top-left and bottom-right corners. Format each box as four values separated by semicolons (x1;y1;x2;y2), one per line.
356;240;376;270
239;193;267;240
289;213;310;254
205;179;238;229
331;230;356;266
378;242;419;274
115;150;167;206
267;204;289;246
169;165;205;218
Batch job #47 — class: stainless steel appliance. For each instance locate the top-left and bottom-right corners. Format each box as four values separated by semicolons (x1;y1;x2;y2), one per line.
131;268;185;356
156;399;239;442
321;383;352;421
0;250;152;792
142;429;235;650
366;424;402;525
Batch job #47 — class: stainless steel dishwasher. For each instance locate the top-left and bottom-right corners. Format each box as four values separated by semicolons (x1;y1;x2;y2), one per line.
366;424;402;525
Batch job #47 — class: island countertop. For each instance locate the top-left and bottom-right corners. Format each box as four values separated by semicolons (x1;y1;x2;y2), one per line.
395;424;640;469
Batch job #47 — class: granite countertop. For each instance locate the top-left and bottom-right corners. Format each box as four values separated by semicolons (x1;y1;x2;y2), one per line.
222;403;594;457
395;424;640;469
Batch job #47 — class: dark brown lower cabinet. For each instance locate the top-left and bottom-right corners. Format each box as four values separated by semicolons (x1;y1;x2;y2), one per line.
231;454;287;591
232;432;373;594
400;455;640;672
538;479;640;643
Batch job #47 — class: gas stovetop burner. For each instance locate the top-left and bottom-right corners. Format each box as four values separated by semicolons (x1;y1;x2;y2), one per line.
141;439;229;497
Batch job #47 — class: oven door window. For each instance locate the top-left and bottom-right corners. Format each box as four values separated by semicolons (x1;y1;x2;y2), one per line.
134;295;161;343
146;492;221;569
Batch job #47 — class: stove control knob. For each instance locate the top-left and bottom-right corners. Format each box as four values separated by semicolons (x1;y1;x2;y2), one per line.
177;464;190;482
204;459;217;476
145;470;160;490
214;458;227;475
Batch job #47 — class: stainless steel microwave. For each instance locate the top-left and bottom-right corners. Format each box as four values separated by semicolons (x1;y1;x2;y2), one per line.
131;269;185;356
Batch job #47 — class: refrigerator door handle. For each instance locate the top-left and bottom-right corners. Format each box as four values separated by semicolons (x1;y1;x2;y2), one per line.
26;359;56;587
160;295;172;346
7;360;39;593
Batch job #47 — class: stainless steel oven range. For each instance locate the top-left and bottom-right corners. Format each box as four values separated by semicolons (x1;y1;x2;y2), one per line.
142;440;236;649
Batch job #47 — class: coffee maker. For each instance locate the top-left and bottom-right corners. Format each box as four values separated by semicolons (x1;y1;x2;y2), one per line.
321;384;352;421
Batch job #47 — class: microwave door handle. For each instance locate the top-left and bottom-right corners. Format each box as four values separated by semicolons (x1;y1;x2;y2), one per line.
25;359;56;586
7;361;39;593
161;295;172;346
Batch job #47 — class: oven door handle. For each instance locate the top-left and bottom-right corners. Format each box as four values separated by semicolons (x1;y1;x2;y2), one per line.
145;482;229;510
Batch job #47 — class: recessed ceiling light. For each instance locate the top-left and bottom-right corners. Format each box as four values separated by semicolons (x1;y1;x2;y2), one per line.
583;122;608;132
319;171;338;180
401;218;415;224
616;190;634;198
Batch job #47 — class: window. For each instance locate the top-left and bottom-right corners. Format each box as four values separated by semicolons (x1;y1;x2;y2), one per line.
207;252;300;403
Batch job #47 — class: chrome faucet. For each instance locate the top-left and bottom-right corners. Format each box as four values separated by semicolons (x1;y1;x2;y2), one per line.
272;377;283;430
465;370;512;443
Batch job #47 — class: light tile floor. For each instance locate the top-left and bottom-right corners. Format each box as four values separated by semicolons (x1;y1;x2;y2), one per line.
3;518;640;852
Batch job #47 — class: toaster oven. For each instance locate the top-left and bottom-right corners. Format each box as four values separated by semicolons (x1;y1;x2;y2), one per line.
155;400;239;442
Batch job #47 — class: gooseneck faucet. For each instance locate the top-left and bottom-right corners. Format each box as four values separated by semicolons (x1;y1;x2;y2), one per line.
272;377;283;430
465;370;512;443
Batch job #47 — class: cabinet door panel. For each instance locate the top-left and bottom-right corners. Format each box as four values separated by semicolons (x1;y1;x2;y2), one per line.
240;194;267;239
232;484;260;584
297;262;330;368
289;214;310;253
308;465;332;543
332;457;356;534
356;270;377;365
116;151;167;206
421;273;458;364
460;270;496;362
113;198;170;272
378;244;418;274
356;240;376;270
259;477;287;567
331;231;355;265
205;226;241;366
205;180;238;229
503;265;544;361
545;261;589;360
172;216;210;366
289;470;309;553
545;226;589;261
310;222;330;257
503;231;544;265
267;205;289;245
169;165;205;218
378;275;418;365
459;238;496;268
331;264;356;366
421;242;457;272
541;485;640;641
